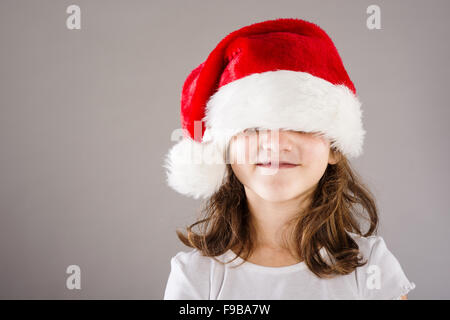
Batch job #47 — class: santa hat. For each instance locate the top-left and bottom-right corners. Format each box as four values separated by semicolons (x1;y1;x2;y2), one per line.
163;18;366;199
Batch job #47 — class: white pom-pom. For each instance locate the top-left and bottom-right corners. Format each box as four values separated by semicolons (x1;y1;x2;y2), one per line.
163;137;227;199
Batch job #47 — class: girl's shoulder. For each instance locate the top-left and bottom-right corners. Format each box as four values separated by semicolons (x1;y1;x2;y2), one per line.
346;231;416;299
164;249;210;299
165;249;225;299
170;248;216;274
169;248;230;280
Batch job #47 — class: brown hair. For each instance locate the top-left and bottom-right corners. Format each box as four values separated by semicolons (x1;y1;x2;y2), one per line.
176;149;379;278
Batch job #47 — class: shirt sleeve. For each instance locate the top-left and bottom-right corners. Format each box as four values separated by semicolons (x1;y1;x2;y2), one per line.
163;251;210;300
356;236;416;300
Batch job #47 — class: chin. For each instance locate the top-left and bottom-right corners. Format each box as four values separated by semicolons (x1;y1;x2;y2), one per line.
253;186;302;202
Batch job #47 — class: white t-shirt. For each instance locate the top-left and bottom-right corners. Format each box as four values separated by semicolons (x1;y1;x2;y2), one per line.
163;232;416;300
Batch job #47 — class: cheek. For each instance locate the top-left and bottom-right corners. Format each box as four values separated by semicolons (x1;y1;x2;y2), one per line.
228;137;254;185
298;136;331;166
230;163;253;187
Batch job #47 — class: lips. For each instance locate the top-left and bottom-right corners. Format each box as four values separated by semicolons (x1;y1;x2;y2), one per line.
256;162;299;168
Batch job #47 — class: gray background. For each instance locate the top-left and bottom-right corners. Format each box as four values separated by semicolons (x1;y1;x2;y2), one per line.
0;0;448;299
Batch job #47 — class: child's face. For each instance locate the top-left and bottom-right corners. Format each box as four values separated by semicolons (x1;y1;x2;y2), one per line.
228;129;339;202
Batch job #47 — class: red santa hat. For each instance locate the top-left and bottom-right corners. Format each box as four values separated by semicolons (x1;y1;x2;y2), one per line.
163;18;366;199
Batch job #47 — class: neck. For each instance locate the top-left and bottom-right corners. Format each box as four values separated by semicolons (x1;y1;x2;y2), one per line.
244;186;314;251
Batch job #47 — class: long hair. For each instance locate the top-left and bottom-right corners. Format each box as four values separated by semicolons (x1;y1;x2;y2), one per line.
176;150;379;278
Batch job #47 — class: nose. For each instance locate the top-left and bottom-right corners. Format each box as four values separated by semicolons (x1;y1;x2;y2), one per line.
259;129;292;152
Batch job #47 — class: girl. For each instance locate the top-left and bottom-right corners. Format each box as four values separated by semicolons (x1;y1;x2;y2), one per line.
162;18;416;300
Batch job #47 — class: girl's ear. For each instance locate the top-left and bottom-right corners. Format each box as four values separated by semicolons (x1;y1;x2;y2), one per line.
328;148;341;165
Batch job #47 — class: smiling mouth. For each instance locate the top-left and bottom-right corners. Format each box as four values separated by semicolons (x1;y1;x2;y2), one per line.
256;162;299;168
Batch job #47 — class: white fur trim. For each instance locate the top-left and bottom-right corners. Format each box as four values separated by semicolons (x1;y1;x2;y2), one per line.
163;136;227;199
203;70;366;158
